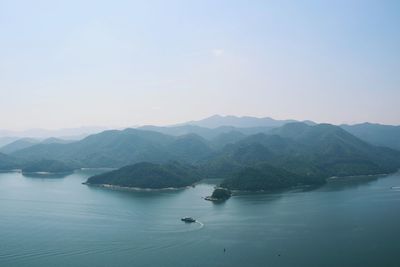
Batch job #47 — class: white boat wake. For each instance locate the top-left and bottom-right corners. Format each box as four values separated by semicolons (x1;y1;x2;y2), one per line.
172;220;204;233
195;221;204;229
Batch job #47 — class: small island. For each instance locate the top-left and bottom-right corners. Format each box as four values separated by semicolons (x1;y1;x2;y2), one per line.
84;162;201;190
21;159;75;174
205;187;232;201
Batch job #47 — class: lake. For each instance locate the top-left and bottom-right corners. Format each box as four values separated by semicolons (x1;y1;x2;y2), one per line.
1;170;400;267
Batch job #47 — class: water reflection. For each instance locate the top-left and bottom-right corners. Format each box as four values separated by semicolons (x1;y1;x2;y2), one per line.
22;172;72;178
322;175;383;191
1;170;400;267
85;183;188;201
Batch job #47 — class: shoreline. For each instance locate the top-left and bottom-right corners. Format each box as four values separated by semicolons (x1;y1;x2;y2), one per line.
80;167;117;171
22;171;74;175
83;170;399;195
327;172;391;181
83;182;191;192
217;171;399;194
224;183;323;194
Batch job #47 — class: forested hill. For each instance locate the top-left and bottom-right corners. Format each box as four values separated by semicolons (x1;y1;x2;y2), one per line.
3;122;400;191
203;123;400;190
85;162;201;189
0;153;22;171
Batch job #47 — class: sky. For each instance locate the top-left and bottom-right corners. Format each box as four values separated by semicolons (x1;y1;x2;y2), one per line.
0;0;399;130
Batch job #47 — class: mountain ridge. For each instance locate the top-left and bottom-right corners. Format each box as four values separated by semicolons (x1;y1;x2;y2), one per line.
177;114;316;128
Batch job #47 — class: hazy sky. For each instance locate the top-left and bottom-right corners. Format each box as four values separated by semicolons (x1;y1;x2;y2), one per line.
1;0;399;130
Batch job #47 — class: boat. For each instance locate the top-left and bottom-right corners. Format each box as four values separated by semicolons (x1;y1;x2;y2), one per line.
181;217;196;223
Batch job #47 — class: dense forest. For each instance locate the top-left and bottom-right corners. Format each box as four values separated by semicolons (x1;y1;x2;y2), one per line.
21;159;75;174
1;120;400;191
85;162;201;189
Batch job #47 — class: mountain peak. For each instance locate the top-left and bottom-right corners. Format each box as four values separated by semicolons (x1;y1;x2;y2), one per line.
180;115;304;128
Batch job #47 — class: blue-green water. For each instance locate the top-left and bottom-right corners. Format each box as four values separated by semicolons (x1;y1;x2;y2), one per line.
1;170;400;267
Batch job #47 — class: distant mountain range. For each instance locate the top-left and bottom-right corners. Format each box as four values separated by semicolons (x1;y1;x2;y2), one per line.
1;115;399;151
80;122;400;191
0;137;20;148
178;114;316;128
10;128;213;168
138;125;272;143
0;115;399;192
204;123;400;178
341;123;400;151
2;121;398;187
0;126;110;141
139;116;400;153
0;126;110;151
0;137;74;154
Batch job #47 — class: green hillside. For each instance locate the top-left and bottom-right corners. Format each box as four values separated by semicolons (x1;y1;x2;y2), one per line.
85;162;201;189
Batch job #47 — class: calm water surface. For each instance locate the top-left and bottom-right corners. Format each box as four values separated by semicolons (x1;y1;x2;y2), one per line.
1;170;400;267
